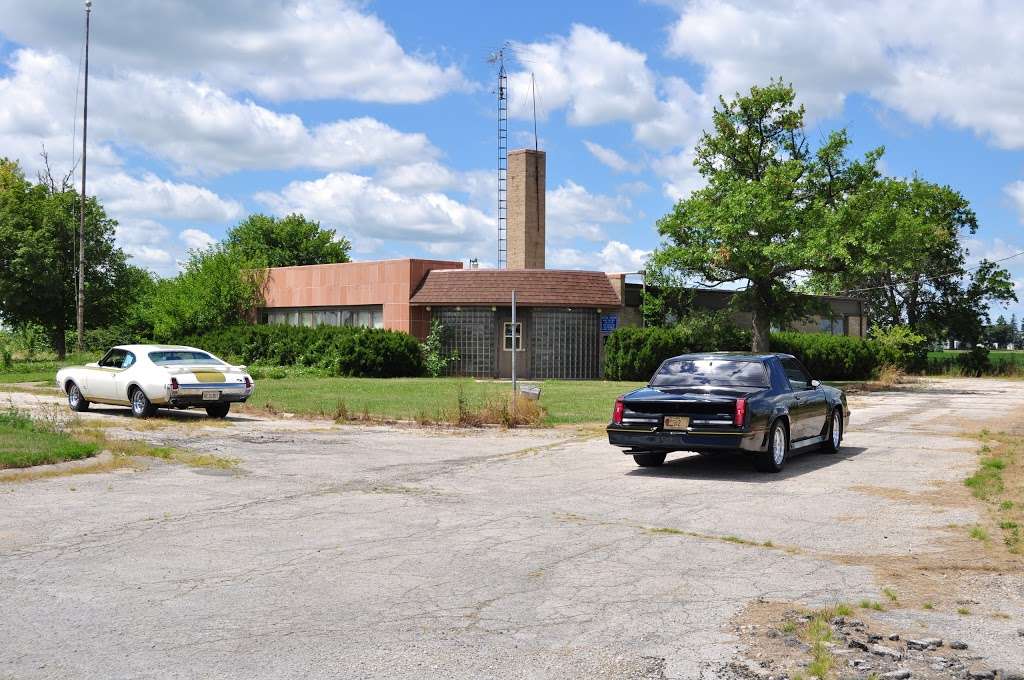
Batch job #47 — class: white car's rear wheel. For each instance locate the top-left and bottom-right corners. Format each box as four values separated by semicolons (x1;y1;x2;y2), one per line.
130;387;155;418
67;383;89;412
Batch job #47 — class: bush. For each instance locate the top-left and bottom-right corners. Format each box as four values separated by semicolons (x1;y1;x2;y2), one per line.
603;311;750;381
770;332;877;380
66;325;149;353
869;325;928;373
956;346;991;377
180;325;425;378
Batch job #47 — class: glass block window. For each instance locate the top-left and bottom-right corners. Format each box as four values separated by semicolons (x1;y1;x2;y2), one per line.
261;306;383;330
530;308;600;380
433;308;495;378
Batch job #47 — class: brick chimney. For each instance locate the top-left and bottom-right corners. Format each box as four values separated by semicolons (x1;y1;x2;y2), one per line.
506;148;545;269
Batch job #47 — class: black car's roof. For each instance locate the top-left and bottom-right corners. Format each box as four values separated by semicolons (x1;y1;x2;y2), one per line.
664;352;794;362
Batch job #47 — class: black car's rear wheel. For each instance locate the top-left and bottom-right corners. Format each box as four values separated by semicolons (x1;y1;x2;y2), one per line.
821;409;842;454
633;452;666;467
205;403;231;419
754;420;788;473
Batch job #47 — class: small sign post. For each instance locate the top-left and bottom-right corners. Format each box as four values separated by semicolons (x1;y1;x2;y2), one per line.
511;290;517;393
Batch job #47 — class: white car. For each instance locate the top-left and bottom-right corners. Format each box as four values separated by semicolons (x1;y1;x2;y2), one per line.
56;344;255;418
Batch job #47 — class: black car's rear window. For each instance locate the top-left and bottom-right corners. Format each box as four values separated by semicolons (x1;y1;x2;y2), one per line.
148;351;223;366
650;359;769;388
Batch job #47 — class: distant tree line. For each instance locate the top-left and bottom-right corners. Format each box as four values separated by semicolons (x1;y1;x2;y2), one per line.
0;157;351;357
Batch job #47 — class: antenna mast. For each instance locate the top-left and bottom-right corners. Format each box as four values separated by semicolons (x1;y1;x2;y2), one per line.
488;46;509;269
76;0;92;353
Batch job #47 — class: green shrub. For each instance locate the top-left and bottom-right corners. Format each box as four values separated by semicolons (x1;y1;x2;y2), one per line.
421;319;459;377
956;346;991;377
770;332;877;380
604;326;691;381
603;311;750;381
180;325;425;378
869;325;928;372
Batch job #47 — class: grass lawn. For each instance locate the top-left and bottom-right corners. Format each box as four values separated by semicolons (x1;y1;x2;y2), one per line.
244;376;645;425
0;410;99;469
0;353;98;384
928;349;1024;365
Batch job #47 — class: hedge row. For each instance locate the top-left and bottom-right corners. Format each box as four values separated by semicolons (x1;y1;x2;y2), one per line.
603;325;927;381
178;325;425;377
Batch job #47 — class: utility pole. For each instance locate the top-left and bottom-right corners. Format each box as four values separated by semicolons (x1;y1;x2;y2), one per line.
76;0;92;353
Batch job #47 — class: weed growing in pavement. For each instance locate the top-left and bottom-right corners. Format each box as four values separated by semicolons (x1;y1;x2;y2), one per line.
923;602;934;610
969;525;990;541
966;428;1024;554
882;587;899;604
957;607;971;615
859;599;885;611
834;602;853;617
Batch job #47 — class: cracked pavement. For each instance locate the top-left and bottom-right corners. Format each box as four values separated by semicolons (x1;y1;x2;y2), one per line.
1;378;1023;679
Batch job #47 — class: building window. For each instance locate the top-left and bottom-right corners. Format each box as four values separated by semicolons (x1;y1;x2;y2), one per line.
819;317;846;336
434;308;495;378
503;322;523;351
261;306;384;330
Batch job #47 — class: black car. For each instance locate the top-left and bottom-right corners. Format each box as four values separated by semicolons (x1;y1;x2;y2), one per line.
607;353;849;473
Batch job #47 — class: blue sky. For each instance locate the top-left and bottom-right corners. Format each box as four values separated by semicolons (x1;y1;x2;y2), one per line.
1;0;1022;320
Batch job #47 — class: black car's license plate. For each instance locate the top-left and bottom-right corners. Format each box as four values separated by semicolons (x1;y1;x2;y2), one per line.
663;416;689;430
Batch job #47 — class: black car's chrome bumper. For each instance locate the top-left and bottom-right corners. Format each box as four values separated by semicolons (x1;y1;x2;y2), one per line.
607;426;767;453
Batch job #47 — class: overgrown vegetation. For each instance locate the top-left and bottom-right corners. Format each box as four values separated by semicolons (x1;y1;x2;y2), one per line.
421;319;459;377
180;324;426;378
0;409;98;468
603;316;927;381
966;428;1023;553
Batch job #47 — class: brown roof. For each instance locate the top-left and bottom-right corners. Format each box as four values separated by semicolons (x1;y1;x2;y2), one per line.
410;269;622;308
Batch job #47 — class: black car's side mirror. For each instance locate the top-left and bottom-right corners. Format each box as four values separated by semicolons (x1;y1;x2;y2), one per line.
810;379;821;389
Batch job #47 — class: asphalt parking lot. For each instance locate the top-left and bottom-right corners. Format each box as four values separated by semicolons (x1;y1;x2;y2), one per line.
2;378;1023;679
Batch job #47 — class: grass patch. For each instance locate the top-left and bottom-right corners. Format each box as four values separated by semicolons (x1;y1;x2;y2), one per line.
241;375;644;425
0;409;98;468
0;352;98;384
957;607;971;615
73;427;238;470
784;607;841;679
969;525;990;541
882;587;898;604
858;599;885;611
966;428;1023;553
923;601;934;610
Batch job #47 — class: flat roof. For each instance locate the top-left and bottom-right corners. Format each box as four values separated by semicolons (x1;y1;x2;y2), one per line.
410;269;622;308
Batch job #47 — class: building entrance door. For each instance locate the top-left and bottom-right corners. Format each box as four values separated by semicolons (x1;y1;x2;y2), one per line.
496;309;530;379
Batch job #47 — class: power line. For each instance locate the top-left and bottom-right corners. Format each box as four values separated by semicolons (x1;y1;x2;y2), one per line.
836;248;1024;295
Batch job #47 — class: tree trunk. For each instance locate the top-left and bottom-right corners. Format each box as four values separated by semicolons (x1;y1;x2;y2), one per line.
751;300;772;353
52;325;67;360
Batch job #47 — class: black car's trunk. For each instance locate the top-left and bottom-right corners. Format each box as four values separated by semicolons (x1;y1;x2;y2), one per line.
620;385;764;428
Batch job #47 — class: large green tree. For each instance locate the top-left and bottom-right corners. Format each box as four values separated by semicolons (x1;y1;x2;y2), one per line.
0;158;145;357
808;176;1015;343
650;80;885;351
225;213;351;267
139;245;265;340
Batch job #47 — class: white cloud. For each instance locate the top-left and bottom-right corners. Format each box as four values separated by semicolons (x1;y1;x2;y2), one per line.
255;172;493;246
549;240;650;273
509;25;699;151
180;229;218;251
92;172;243;222
0;50;438;177
583;141;640;173
1005;181;1024;222
0;0;468;104
546;181;631;242
650;147;704;202
667;0;1024;149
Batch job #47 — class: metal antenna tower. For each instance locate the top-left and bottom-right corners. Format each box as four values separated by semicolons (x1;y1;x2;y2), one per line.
488;46;509;269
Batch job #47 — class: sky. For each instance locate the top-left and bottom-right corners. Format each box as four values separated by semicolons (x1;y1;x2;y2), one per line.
0;0;1022;320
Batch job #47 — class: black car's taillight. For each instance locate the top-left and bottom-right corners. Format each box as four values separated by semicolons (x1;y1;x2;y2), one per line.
612;399;624;425
733;397;747;427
